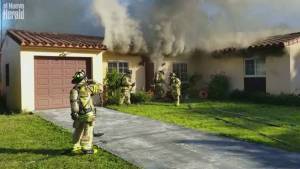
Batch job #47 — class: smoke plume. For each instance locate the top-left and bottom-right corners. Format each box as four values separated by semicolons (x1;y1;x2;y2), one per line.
92;0;300;58
92;0;147;53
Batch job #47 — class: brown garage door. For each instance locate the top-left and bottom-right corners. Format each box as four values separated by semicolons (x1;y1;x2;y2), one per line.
34;57;91;110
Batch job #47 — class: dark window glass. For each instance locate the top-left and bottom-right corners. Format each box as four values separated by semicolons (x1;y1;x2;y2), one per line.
5;64;9;87
119;62;129;74
108;62;118;73
245;60;255;75
173;63;188;82
245;58;266;76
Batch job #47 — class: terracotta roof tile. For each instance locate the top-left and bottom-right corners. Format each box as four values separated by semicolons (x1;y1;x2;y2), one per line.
7;29;107;50
249;32;300;48
215;32;300;54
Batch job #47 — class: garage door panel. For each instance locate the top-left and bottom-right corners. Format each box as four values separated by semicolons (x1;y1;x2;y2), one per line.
35;57;91;110
36;98;50;107
51;69;63;76
64;68;76;75
50;79;63;86
36;60;50;65
37;69;50;75
65;60;77;64
50;97;64;105
49;88;63;95
37;78;50;85
36;88;49;95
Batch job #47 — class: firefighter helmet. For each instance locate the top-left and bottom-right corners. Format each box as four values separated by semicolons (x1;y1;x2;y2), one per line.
72;70;87;84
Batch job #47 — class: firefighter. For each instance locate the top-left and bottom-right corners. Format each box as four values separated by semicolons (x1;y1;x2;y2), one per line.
169;73;181;106
119;70;135;105
154;70;165;99
70;70;102;154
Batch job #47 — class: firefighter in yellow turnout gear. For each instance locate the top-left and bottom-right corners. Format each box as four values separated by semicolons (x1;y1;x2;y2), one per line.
170;73;181;106
119;70;135;105
154;70;165;99
70;70;102;154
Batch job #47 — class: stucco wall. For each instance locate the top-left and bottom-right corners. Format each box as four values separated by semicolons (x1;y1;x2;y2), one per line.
289;44;300;94
102;52;145;92
265;51;291;94
20;47;103;111
159;57;194;84
1;36;21;110
196;54;244;91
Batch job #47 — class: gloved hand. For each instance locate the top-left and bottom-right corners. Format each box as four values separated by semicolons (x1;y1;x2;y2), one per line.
71;112;79;120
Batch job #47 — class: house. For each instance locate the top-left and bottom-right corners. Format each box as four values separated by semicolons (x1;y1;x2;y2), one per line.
10;29;300;112
196;32;300;95
1;29;192;111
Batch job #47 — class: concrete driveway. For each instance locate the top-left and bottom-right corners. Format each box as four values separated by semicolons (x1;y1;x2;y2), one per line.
38;107;300;169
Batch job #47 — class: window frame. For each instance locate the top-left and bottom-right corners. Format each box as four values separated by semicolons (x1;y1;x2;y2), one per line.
172;62;188;83
107;60;129;74
244;57;266;78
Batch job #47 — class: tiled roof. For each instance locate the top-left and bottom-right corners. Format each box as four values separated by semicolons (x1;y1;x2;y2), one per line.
7;29;107;50
249;32;300;48
214;32;300;54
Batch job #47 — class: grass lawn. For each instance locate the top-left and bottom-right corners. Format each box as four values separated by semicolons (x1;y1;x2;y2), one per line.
0;114;138;169
108;100;300;152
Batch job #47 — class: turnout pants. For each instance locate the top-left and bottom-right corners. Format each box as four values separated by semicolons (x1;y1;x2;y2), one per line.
72;113;95;151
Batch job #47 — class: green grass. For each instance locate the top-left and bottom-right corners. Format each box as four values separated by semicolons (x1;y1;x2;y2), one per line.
0;114;138;169
108;100;300;152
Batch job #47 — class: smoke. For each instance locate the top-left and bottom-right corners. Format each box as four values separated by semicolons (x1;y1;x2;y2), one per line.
92;0;300;59
92;0;147;53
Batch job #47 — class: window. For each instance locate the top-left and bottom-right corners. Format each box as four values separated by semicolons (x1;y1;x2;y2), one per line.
245;57;266;77
5;64;9;87
118;62;129;74
108;61;129;74
173;63;188;82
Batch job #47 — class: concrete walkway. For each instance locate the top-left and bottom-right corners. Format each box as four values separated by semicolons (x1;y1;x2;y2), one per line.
38;107;300;169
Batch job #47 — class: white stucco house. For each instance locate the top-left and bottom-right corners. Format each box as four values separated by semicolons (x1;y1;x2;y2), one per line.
1;29;192;111
3;29;300;111
196;32;300;95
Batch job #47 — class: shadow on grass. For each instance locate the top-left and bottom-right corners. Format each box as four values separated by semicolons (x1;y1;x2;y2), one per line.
175;139;300;169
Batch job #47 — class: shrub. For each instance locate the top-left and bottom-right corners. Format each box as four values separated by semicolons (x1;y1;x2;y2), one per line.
104;70;123;105
104;70;123;96
131;91;153;104
188;74;202;98
230;90;300;106
208;73;230;99
106;89;122;105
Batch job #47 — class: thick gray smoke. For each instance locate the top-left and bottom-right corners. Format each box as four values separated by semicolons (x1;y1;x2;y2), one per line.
92;0;300;59
92;0;147;53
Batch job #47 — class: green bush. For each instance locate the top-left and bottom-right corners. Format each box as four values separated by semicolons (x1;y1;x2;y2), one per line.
106;89;122;105
104;70;123;105
208;74;230;99
104;70;123;95
131;91;153;104
230;90;300;106
188;74;202;98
